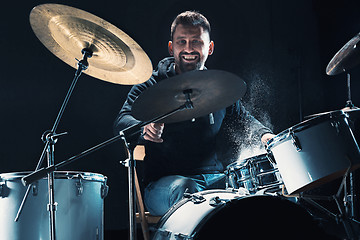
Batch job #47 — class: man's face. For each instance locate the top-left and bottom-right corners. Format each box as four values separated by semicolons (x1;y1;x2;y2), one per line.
169;24;214;74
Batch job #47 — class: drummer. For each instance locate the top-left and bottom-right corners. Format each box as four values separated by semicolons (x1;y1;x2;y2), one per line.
114;10;275;216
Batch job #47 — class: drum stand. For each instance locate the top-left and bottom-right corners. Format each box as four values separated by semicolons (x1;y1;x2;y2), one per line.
119;91;194;240
298;167;360;239
16;48;93;240
22;89;195;240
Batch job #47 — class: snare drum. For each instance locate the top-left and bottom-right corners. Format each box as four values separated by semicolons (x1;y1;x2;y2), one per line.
225;154;282;193
153;189;323;239
0;171;108;240
267;110;360;194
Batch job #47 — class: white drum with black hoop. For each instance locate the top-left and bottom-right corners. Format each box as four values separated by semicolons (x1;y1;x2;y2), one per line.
267;110;360;194
152;189;321;240
0;171;108;240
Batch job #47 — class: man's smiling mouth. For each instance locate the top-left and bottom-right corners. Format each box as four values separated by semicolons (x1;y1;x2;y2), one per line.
182;54;198;61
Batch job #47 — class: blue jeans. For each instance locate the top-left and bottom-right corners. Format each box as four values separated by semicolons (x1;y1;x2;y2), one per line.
144;174;226;216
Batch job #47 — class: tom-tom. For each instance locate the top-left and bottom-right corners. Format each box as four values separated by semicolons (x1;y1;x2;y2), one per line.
225;154;282;193
0;171;108;240
267;110;360;194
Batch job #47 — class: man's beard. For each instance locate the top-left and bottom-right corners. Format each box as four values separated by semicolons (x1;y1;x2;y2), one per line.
176;52;203;73
178;60;202;73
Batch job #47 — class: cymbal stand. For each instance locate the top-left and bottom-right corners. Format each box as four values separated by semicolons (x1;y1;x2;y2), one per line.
120;89;194;240
22;89;195;240
344;72;358;222
345;73;356;109
299;167;360;239
16;48;93;240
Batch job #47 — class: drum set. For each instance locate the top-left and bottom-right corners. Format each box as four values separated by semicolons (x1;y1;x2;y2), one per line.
1;3;360;240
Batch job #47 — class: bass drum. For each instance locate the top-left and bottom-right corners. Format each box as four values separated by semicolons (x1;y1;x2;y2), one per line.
0;171;108;240
153;190;329;240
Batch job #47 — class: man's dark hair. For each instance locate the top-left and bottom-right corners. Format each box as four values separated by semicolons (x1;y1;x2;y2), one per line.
170;11;211;40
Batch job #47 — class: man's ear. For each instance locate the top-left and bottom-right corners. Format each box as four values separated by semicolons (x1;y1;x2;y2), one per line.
168;41;173;56
208;41;214;55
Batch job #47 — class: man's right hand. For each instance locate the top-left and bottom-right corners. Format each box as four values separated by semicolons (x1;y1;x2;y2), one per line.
143;123;164;143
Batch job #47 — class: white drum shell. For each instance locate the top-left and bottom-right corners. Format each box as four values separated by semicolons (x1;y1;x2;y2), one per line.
0;171;107;240
153;190;243;239
268;112;360;194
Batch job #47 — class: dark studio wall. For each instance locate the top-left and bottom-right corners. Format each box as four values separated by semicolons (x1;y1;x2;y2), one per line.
1;0;360;232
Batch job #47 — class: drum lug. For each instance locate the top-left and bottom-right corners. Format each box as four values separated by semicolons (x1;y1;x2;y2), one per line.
76;179;83;196
101;183;109;199
184;192;205;204
290;132;302;152
32;181;39;196
266;150;276;164
331;120;340;135
0;181;4;197
209;196;226;207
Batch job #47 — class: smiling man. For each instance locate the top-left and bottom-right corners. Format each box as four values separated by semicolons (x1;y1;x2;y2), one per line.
114;11;274;216
169;16;214;74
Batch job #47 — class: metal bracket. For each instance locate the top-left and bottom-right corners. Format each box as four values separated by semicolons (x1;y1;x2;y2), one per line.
0;181;4;197
290;131;302;152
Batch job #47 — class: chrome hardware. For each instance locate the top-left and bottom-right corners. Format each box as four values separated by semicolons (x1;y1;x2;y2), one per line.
0;181;4;197
290;131;302;152
101;183;109;199
75;179;83;196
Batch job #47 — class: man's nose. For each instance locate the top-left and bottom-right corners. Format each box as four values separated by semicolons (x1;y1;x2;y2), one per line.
184;41;193;52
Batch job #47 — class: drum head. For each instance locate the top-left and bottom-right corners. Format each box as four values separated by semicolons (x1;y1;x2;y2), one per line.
154;193;335;239
194;195;328;239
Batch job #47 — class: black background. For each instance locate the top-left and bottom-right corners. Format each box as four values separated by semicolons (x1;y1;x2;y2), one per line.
1;0;360;233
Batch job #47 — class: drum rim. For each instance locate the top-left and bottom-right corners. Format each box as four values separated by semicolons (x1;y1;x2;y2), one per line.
155;193;297;239
266;110;347;150
226;153;268;168
0;171;107;182
155;189;243;231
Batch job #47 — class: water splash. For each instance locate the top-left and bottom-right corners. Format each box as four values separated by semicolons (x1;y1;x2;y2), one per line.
226;71;274;163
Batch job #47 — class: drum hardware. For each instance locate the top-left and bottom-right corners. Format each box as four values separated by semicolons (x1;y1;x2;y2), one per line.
225;154;283;194
183;192;206;204
290;131;302;152
0;171;108;239
0;180;5;197
75;178;84;196
297;167;360;240
20;3;154;239
15;47;92;240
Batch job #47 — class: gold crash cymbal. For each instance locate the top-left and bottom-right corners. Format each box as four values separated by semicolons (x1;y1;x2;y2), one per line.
326;33;360;76
132;70;247;123
30;4;152;84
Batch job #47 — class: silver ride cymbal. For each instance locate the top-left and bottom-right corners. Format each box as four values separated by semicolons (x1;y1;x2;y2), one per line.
326;33;360;76
132;70;247;123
